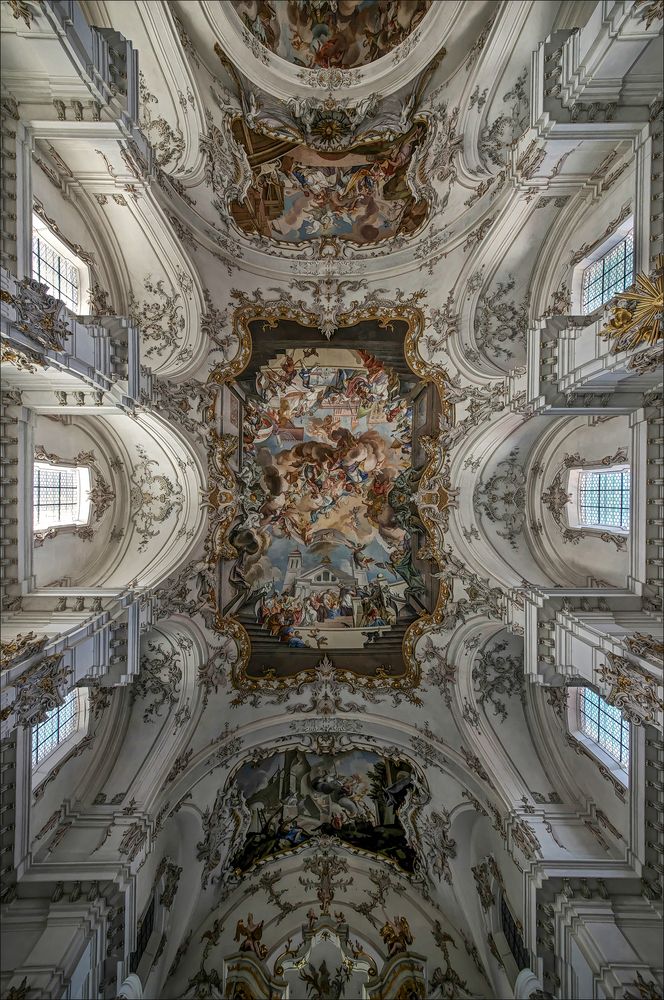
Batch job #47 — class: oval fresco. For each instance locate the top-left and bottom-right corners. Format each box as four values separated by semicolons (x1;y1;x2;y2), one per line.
230;122;429;246
231;0;432;69
231;749;417;872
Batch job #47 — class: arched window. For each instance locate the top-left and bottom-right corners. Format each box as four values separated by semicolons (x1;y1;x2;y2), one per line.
500;896;529;972
581;230;634;314
31;689;79;768
33;461;92;531
578;687;630;769
567;466;630;534
32;212;91;313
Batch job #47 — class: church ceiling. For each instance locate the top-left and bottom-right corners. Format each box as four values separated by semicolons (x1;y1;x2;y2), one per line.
230;0;433;70
2;2;661;998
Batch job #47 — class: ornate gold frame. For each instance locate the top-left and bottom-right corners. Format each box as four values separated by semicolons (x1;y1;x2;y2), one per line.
205;293;452;701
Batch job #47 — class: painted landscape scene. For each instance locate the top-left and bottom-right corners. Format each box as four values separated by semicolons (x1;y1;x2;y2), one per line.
231;749;417;872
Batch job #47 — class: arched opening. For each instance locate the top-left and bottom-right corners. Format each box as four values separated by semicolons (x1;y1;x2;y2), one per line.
571;219;634;315
31;211;91;313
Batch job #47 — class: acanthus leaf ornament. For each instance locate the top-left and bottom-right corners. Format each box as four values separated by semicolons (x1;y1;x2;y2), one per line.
1;654;71;730
598;653;664;726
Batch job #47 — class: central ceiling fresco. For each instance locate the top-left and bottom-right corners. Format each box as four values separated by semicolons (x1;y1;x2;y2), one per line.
230;0;432;69
215;310;444;686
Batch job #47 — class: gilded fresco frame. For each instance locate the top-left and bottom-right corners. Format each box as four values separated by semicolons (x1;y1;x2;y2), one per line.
204;293;453;702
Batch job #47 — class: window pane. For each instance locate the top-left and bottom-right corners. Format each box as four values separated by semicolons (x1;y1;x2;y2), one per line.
33;462;91;530
31;690;78;767
31;234;79;311
579;687;629;767
581;232;634;313
578;469;630;531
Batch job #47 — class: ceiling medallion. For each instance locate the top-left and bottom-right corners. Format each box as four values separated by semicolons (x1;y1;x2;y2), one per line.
205;294;452;704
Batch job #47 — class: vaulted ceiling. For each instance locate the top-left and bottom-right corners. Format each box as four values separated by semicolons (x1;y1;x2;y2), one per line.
1;1;662;998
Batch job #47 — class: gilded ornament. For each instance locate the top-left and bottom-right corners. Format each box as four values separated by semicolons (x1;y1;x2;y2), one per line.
0;631;47;670
600;254;663;353
205;293;452;703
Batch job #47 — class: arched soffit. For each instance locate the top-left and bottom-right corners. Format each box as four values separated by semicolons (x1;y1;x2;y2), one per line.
98;0;207;179
132;715;524;889
445;410;540;593
179;1;492;102
89;409;206;590
27;129;208;377
77;618;208;810
160;843;492;1000
460;628;559;803
456;202;554;376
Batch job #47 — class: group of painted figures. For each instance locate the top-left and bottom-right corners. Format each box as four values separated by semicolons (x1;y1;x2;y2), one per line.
256;576;397;648
232;348;422;644
234;909;414;960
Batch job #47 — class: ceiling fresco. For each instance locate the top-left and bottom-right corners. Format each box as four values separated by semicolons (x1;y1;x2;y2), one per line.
230;0;432;69
229;121;429;245
231;748;417;873
213;309;446;687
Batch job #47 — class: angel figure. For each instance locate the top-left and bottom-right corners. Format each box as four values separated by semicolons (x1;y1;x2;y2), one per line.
234;912;268;959
380;914;414;956
344;541;375;571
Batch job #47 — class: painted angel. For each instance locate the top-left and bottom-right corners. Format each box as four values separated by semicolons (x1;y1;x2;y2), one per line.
234;912;268;959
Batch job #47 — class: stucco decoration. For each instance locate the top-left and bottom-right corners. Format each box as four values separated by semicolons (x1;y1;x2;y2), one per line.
230;1;432;70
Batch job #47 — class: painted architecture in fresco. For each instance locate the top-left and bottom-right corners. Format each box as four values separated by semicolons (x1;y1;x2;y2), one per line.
231;749;416;873
230;0;432;69
222;338;440;677
229;122;429;245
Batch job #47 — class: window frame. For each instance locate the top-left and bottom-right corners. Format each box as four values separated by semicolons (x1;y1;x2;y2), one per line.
571;217;634;315
33;461;92;532
566;464;630;536
567;686;630;787
580;230;634;315
31;688;90;788
31;212;91;314
500;895;530;973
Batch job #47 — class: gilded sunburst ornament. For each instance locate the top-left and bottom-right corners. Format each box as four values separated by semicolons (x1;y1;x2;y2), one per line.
601;254;663;353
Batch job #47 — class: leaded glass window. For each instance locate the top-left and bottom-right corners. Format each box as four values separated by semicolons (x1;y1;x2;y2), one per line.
500;897;529;971
32;233;79;311
579;687;630;768
33;462;91;530
578;468;630;531
31;690;78;768
581;231;634;313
